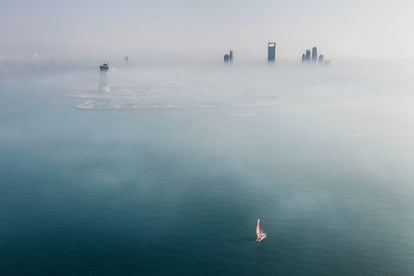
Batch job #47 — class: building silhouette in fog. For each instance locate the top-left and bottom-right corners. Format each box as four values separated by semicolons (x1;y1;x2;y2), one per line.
301;47;329;65
312;47;318;63
224;50;233;63
305;49;311;62
318;55;324;64
99;63;110;92
267;42;276;62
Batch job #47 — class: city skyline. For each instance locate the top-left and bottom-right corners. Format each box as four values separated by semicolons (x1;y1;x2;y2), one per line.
1;0;414;60
301;46;328;65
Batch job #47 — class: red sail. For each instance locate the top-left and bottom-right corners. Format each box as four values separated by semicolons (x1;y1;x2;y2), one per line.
256;219;261;238
256;218;266;242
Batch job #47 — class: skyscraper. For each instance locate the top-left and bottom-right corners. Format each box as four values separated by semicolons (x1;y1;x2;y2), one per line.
223;50;234;63
267;42;276;63
305;49;311;61
302;46;329;65
312;47;318;63
318;55;324;64
224;54;230;63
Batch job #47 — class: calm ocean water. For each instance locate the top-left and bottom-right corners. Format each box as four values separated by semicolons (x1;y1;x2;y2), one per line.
1;60;414;275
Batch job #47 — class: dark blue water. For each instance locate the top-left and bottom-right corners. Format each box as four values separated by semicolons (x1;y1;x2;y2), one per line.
1;62;414;275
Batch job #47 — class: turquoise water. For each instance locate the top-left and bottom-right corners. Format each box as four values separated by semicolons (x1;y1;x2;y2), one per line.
1;61;414;275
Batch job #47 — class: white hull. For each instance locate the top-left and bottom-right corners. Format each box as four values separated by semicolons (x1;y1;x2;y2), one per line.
256;233;267;242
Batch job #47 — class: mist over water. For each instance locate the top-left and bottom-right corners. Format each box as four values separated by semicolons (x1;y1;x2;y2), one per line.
1;59;414;275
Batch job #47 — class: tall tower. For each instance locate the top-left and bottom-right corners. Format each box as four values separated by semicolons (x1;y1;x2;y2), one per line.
318;55;325;64
267;42;276;63
305;49;311;61
312;47;318;63
224;50;233;63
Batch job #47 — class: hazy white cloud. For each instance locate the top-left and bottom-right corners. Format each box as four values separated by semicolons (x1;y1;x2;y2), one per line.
0;0;413;59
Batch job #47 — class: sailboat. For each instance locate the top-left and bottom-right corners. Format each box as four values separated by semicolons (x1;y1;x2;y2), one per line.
256;218;267;242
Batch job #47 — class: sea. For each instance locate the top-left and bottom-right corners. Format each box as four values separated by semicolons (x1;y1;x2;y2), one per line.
1;58;414;275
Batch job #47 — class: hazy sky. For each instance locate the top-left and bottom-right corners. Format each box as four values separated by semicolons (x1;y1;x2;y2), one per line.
1;0;414;60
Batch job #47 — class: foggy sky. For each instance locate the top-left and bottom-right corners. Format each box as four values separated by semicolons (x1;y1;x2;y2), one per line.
1;0;414;60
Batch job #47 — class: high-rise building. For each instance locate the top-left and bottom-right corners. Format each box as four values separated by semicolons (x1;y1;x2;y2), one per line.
267;42;276;62
224;54;230;63
318;55;324;64
224;50;234;63
312;47;318;63
302;46;329;65
305;49;311;61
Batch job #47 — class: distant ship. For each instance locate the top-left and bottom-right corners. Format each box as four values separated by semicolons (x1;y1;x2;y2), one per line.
256;218;267;242
99;63;109;71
